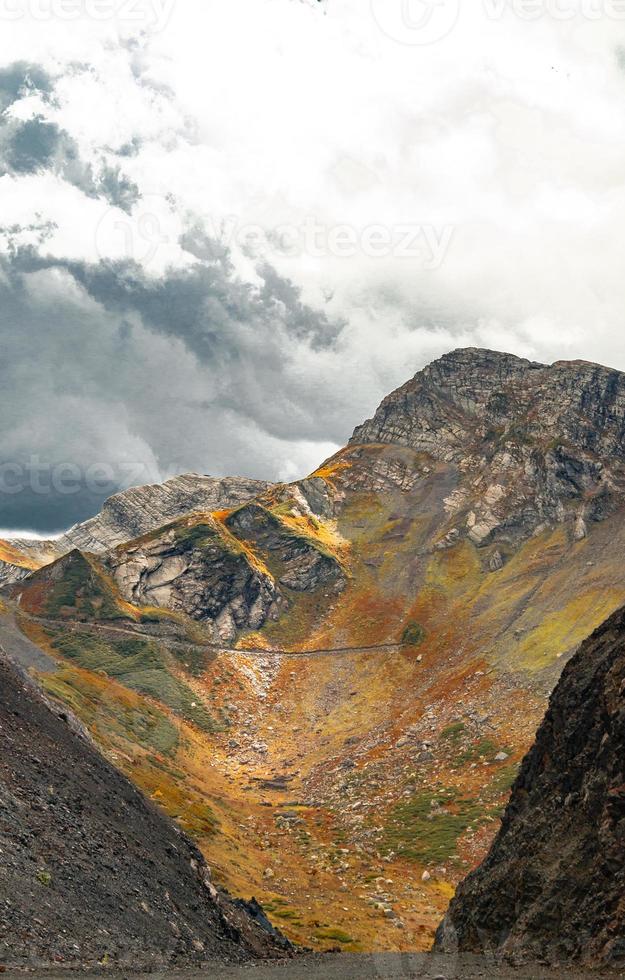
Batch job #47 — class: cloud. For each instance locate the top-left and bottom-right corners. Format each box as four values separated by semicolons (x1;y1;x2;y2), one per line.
0;232;348;532
0;61;55;111
1;3;625;531
0;62;140;210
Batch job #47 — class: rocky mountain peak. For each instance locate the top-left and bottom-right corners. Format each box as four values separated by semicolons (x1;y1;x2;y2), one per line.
351;348;625;553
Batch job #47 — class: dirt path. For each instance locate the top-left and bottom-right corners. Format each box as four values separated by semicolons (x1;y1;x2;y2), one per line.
1;953;615;978
18;611;407;658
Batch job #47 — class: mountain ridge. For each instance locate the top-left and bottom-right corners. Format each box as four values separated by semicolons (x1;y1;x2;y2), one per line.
0;473;273;586
9;346;625;953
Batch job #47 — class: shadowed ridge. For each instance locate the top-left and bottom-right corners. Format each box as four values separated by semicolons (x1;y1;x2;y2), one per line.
0;649;290;968
434;600;625;969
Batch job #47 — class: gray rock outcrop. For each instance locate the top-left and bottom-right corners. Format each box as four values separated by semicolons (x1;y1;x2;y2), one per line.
351;348;625;549
0;473;272;586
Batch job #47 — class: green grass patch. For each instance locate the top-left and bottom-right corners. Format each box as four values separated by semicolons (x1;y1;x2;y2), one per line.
174;523;216;549
45;554;124;620
40;668;181;757
169;643;210;678
314;928;355;945
455;737;502;766
489;762;519;795
380;787;491;864
401;621;426;646
441;721;466;742
50;632;219;733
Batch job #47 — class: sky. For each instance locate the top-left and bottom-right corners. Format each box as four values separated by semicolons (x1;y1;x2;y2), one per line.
1;0;625;532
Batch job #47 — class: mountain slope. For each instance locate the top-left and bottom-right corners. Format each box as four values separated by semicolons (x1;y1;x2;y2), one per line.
0;650;288;969
434;601;625;969
0;473;272;585
57;473;274;554
12;347;625;953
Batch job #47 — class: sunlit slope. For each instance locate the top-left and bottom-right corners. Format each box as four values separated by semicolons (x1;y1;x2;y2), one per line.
12;348;625;951
13;442;625;952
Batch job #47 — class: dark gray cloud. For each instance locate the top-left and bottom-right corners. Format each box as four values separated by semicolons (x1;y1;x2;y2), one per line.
0;59;354;533
0;239;348;533
97;165;140;211
0;62;139;212
0;62;55;112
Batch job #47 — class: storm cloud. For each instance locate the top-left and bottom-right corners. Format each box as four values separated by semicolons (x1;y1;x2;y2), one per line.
0;62;139;210
2;3;625;532
0;237;348;531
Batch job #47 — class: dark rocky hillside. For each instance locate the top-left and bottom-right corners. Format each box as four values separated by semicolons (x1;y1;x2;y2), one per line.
0;652;288;969
12;348;625;953
435;601;625;969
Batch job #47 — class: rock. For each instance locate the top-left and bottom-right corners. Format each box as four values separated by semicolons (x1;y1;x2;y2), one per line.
489;550;504;572
4;475;273;577
421;870;431;882
574;515;587;541
106;517;281;642
351;348;625;551
494;752;509;762
0;653;287;968
435;601;625;969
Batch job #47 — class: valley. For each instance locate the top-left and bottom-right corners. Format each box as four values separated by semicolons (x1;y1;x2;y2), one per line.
6;348;625;961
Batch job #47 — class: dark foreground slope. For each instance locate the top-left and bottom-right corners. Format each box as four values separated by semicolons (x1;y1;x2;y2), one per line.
0;654;287;970
435;602;625;970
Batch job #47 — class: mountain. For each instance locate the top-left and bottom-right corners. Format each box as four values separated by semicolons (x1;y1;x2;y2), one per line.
10;347;625;953
0;649;288;969
353;347;625;551
0;538;44;585
435;600;625;970
0;473;272;585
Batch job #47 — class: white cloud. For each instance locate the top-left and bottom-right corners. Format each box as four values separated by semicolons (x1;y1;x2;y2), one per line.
1;0;625;530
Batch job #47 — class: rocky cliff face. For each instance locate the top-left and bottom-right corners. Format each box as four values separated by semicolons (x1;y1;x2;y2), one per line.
435;601;625;969
0;474;272;586
353;348;625;553
0;651;287;969
107;516;283;643
58;473;274;553
105;493;346;643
